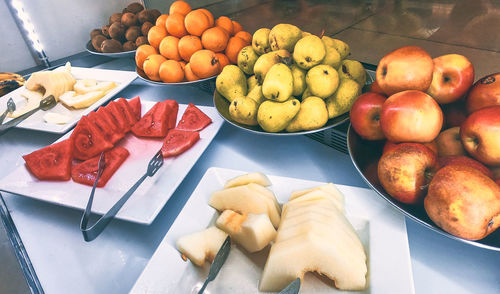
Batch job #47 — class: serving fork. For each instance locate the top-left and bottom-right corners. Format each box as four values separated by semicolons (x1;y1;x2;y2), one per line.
0;98;16;124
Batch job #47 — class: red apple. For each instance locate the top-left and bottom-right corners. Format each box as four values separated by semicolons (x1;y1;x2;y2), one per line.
424;165;500;240
466;72;500;113
427;54;474;104
383;140;438;155
461;106;500;165
380;90;443;143
369;80;386;96
443;101;468;128
437;155;494;179
376;46;434;96
435;127;466;157
378;143;438;204
350;92;386;140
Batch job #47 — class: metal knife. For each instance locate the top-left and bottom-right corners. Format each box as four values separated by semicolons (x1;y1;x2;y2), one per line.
198;236;231;294
280;278;301;294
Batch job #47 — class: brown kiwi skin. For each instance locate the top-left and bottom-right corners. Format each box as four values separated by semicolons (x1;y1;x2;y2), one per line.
126;2;144;14
109;22;126;41
121;12;138;27
91;35;107;52
137;10;155;24
101;39;123;53
90;29;102;39
141;22;154;36
123;41;138;52
101;25;110;37
149;9;161;20
135;36;148;47
125;26;141;42
109;13;123;25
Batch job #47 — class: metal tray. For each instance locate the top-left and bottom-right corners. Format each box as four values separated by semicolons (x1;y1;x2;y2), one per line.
347;125;500;251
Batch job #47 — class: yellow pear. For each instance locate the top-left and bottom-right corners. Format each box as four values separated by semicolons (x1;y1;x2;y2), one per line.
269;24;302;52
253;50;292;83
325;78;361;119
257;99;300;132
291;64;306;97
247;84;266;104
286;96;329;132
262;63;293;102
322;37;350;59
252;28;271;55
247;75;259;91
237;46;260;75
293;35;326;69
302;87;312;100
321;36;342;69
229;96;259;126
305;64;339;98
338;59;366;87
216;65;247;102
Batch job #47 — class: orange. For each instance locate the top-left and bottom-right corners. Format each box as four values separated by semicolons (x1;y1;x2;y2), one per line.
215;16;233;35
201;27;229;52
184;10;211;36
147;25;168;49
159;36;181;61
159;60;185;83
184;63;200;81
169;0;191;16
178;35;203;62
232;21;242;35
178;61;186;71
135;44;157;70
215;53;230;72
234;31;252;44
155;14;168;29
166;12;188;38
225;36;248;64
190;49;219;78
198;8;214;27
143;54;167;81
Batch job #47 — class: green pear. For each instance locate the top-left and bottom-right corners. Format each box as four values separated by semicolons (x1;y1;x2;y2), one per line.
322;37;350;59
321;36;341;69
252;28;271;55
293;35;326;70
257;98;300;132
325;78;361;119
216;65;247;102
290;64;306;97
247;84;266;104
338;59;366;87
229;96;259;126
268;24;302;52
253;50;292;83
237;46;259;75
247;75;259;91
302;87;312;100
262;63;294;102
305;64;339;98
286;96;329;132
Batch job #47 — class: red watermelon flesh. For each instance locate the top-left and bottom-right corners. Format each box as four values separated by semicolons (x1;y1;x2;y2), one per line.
131;100;179;138
128;96;142;121
161;129;200;157
176;103;212;131
116;98;138;126
71;116;114;160
23;139;73;181
104;102;131;133
87;111;124;144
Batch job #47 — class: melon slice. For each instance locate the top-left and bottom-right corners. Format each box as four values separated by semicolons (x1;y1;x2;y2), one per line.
176;226;228;267
247;183;281;215
224;172;272;188
287;190;344;213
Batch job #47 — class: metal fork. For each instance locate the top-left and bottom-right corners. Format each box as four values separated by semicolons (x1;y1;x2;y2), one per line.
80;149;164;241
0;98;16;124
0;95;56;135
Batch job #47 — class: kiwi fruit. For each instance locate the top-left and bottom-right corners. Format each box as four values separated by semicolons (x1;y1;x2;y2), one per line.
91;35;107;52
121;12;138;27
123;41;138;51
101;25;110;37
109;22;126;41
141;22;154;36
109;13;122;25
149;9;161;20
135;36;148;47
90;29;102;39
101;39;122;53
126;2;144;14
125;26;141;42
137;10;155;24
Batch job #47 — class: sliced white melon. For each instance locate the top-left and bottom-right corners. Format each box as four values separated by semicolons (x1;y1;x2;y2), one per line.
247;183;281;215
43;112;71;125
59;90;106;109
8;90;43;118
176;226;228;267
290;183;344;203
209;184;281;228
287;190;344;213
259;231;367;292
216;210;276;253
224;172;272;188
74;79;116;94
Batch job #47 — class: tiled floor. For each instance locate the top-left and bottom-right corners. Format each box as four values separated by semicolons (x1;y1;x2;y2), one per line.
1;1;499;293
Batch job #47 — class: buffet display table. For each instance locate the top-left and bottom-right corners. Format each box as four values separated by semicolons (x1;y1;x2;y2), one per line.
1;57;498;294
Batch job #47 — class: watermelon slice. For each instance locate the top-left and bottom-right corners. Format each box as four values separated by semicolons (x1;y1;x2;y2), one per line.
71;146;130;187
116;98;138;126
96;107;121;135
161;129;200;157
176;103;212;131
131;100;179;138
71;116;114;160
87;111;124;144
23;139;73;181
105;102;131;133
128;96;142;121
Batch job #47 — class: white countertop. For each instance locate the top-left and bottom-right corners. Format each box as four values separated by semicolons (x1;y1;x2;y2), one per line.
0;58;499;294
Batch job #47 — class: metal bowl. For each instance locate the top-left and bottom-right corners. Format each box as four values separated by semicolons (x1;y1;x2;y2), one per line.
347;124;500;251
213;90;349;136
85;40;136;58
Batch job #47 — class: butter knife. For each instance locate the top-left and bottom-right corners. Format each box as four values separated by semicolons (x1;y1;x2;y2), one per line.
198;236;231;294
280;278;301;294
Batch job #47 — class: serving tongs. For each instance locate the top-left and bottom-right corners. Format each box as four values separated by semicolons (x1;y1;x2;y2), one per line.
0;98;16;124
80;150;164;241
0;95;56;135
198;236;231;294
279;278;301;294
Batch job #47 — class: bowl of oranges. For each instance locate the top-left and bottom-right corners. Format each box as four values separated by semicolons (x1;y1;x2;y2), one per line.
135;0;252;87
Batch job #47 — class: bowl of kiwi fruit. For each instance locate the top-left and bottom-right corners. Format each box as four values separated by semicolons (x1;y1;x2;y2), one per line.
87;2;160;58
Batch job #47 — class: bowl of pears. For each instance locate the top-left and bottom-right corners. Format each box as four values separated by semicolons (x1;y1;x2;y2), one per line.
214;23;370;135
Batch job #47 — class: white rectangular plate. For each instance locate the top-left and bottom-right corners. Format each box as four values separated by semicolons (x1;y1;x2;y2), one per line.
131;167;415;294
0;101;223;224
0;66;137;134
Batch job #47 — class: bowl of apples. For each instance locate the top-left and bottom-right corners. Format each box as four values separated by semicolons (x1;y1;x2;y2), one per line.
348;46;500;250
